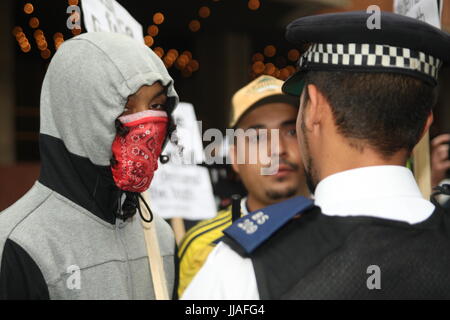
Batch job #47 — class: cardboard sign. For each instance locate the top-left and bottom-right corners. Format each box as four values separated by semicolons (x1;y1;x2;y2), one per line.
148;164;217;220
147;103;217;220
394;0;441;28
81;0;144;42
163;103;205;165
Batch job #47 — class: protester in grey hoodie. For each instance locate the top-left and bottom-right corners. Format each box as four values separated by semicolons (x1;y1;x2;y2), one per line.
0;32;179;300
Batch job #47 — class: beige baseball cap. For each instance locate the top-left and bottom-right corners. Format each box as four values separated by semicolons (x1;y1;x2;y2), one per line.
230;75;298;127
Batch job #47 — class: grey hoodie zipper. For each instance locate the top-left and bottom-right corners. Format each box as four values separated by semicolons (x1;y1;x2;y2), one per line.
115;219;134;299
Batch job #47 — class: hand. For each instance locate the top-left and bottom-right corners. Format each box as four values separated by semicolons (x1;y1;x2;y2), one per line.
431;134;450;186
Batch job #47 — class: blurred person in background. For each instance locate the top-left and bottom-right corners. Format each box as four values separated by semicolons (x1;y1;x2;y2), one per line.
178;76;309;297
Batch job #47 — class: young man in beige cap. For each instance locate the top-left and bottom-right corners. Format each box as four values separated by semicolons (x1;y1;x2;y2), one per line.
178;75;309;297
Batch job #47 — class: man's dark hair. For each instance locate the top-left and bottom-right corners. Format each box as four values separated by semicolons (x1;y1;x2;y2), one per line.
302;71;438;158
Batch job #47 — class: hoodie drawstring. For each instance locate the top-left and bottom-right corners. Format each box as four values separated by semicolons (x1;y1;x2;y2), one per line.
138;193;153;223
116;191;153;223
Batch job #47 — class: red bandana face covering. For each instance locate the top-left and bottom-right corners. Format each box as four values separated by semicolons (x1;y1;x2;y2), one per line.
111;110;168;193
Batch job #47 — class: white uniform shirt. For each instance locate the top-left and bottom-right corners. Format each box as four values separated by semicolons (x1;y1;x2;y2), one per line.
182;165;435;300
240;197;249;216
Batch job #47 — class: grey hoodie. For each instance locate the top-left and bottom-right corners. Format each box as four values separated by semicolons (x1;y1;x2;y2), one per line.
0;32;179;300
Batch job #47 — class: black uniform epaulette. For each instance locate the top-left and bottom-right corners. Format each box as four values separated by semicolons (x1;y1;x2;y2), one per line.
223;196;314;255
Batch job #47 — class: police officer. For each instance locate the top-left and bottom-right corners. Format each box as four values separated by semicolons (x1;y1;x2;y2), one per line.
183;11;450;299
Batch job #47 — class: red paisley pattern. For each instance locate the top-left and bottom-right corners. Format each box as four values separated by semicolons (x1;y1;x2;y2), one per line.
111;113;168;192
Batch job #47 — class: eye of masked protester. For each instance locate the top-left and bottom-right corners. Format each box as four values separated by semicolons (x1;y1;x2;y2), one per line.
110;82;176;193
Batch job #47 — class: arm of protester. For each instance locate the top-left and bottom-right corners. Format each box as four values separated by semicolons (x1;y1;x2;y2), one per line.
0;239;49;300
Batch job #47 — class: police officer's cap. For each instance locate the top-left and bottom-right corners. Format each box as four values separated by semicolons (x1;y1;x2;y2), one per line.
282;11;450;96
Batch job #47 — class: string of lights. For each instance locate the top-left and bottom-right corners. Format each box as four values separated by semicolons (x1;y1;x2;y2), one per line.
145;12;200;78
12;0;298;80
250;47;299;80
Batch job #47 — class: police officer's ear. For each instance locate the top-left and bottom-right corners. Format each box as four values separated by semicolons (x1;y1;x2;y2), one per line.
302;84;330;134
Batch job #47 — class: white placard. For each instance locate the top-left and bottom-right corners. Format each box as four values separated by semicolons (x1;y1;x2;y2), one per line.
394;0;441;29
163;102;205;165
147;102;217;220
81;0;144;42
148;164;217;220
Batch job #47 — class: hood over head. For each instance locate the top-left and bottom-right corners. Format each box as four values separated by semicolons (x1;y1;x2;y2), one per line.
40;32;178;166
38;32;178;223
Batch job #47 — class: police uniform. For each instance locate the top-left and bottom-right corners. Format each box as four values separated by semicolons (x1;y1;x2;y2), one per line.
178;198;248;297
182;11;450;300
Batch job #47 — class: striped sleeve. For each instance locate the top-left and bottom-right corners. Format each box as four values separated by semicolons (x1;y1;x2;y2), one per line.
177;207;234;297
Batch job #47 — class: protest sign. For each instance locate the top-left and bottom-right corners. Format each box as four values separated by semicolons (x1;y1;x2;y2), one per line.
81;0;144;42
394;0;441;28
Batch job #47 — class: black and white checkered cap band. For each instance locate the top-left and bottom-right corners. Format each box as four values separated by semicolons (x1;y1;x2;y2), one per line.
298;43;442;82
